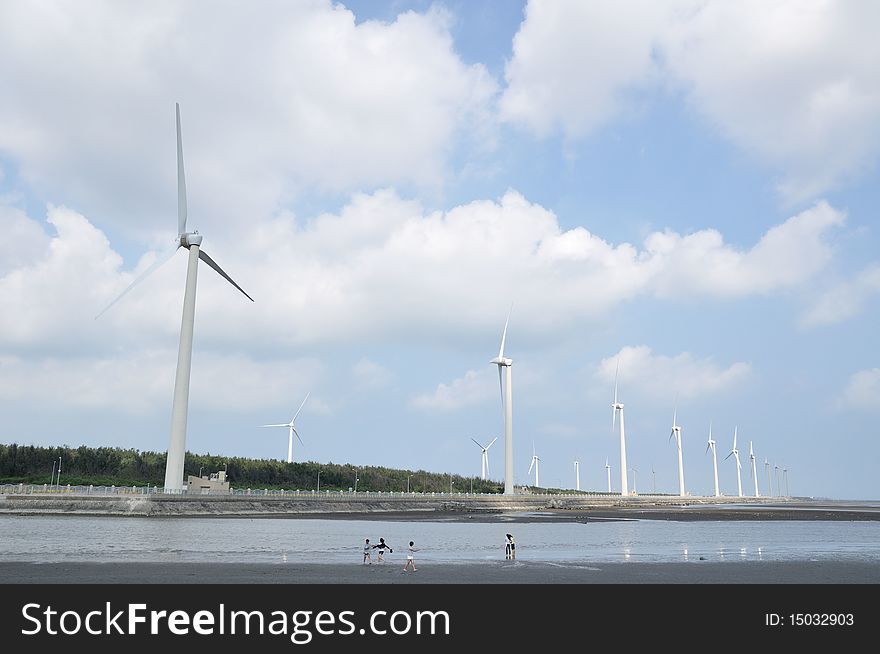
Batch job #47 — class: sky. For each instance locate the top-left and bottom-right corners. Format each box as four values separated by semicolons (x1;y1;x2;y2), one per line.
1;0;878;500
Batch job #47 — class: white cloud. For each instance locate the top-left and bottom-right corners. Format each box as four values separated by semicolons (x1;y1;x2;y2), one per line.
839;368;880;411
0;1;497;231
596;345;752;401
352;358;394;391
411;369;496;411
501;0;880;200
0;194;846;355
801;264;880;327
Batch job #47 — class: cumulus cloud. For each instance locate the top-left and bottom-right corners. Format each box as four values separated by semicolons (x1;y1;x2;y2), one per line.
838;368;880;411
0;194;846;355
596;345;752;401
0;1;497;231
501;0;880;200
352;358;394;391
801;264;880;327
411;369;497;411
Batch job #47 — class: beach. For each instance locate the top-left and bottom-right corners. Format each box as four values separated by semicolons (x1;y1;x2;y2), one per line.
2;559;878;584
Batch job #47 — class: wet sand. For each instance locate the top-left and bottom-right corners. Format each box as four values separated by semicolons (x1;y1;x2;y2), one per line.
2;560;878;584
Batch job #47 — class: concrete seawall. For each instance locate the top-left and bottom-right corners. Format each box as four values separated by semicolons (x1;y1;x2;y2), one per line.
0;493;784;517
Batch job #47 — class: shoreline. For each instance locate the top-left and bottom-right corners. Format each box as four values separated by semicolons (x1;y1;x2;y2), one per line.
2;560;878;584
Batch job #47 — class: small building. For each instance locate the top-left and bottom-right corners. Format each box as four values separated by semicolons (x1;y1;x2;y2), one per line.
186;470;230;494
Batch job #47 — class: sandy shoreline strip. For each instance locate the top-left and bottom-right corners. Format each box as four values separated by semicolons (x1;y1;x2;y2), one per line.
2;560;878;584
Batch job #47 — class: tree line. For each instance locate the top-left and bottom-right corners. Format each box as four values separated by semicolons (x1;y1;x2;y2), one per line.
0;443;507;493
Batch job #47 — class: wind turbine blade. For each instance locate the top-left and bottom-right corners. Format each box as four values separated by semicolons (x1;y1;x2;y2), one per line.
528;458;534;474
486;437;498;450
611;406;616;435
732;426;737;451
261;424;289;428
292;391;310;423
95;244;180;319
724;451;733;461
498;304;511;358
292;426;304;447
471;437;485;449
705;441;711;455
669;429;675;444
613;359;619;404
497;366;504;411
198;249;254;301
176;102;187;235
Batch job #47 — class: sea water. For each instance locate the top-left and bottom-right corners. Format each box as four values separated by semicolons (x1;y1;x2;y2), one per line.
1;515;878;564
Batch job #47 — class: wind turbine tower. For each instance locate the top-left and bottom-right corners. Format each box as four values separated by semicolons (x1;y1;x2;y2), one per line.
574;459;580;491
669;407;686;496
706;423;720;497
749;441;760;497
261;392;310;464
724;427;743;497
528;442;540;487
764;459;772;497
97;104;253;492
471;437;498;481
490;309;514;495
611;361;629;496
605;459;612;493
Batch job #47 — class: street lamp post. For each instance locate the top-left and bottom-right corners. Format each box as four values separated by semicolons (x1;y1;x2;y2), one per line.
50;459;56;490
56;456;61;488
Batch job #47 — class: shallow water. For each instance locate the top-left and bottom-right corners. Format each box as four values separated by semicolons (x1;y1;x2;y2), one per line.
2;515;879;564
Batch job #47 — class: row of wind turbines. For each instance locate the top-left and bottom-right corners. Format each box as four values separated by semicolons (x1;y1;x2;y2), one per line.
96;104;791;497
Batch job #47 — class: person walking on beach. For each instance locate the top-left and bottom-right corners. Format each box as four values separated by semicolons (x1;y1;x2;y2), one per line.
363;538;373;565
372;537;393;562
505;533;516;560
403;540;419;572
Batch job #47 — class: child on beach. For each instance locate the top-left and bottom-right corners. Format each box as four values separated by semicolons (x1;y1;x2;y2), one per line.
363;538;372;564
403;541;419;572
372;537;393;562
505;533;516;560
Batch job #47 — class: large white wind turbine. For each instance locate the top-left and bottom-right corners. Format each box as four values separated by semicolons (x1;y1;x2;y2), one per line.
528;441;540;487
490;308;514;495
97;104;253;492
764;459;772;497
669;407;686;497
748;441;760;497
574;459;580;491
471;437;498;481
611;361;629;496
724;427;743;497
605;459;612;493
262;393;310;464
706;423;720;497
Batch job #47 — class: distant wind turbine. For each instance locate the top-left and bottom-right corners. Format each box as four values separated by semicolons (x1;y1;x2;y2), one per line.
783;467;790;497
605;458;612;493
748;441;760;497
669;406;686;497
96;103;253;492
706;423;720;497
528;441;540;487
611;360;629;496
262;393;310;464
651;465;656;494
490;307;514;495
764;459;772;497
630;466;638;495
471;437;498;481
724;427;743;497
775;464;780;497
574;459;580;491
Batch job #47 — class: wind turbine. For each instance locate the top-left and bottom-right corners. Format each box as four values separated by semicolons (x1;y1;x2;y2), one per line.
706;423;720;497
775;464;780;497
96;103;253;492
669;407;686;496
724;427;743;497
490;307;514;495
651;465;656;494
748;441;760;497
574;459;580;491
630;466;638;495
528;441;540;487
605;458;612;493
783;467;790;497
764;459;772;497
471;437;498;481
611;361;629;496
262;393;310;464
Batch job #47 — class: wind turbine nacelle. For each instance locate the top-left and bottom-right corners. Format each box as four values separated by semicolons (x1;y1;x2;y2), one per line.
491;356;512;366
180;232;203;248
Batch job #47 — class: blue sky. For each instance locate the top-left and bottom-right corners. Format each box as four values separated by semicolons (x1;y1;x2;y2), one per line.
0;1;878;499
